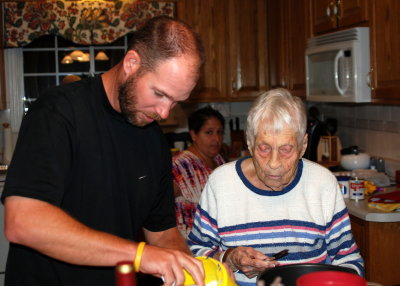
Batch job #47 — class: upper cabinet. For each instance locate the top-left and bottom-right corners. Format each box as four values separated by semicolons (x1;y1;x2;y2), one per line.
267;0;311;99
175;0;229;102
369;0;400;103
226;0;269;101
312;0;369;35
176;0;269;102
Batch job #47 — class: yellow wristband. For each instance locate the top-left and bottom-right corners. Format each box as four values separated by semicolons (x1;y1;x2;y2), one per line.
133;242;146;272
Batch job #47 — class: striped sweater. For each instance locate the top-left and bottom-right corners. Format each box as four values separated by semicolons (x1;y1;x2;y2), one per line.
188;158;364;286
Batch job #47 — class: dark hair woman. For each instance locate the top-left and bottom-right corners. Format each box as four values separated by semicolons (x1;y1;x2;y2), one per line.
172;106;226;237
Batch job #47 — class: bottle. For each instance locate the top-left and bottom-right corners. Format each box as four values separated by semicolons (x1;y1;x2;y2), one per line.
115;261;136;286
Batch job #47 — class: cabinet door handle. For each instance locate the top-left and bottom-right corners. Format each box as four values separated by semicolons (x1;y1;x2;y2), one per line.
367;68;375;91
231;79;237;92
336;0;342;20
326;6;331;17
333;4;338;16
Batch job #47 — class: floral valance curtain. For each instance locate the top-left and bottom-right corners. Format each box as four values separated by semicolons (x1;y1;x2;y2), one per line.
4;0;175;48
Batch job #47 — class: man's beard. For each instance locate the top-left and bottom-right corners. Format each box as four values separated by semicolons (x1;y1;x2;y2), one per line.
118;73;161;127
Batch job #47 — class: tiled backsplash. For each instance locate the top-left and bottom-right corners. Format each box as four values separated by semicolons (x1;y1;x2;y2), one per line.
311;103;400;177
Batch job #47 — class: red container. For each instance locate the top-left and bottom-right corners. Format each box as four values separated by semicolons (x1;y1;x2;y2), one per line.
297;271;366;286
115;261;136;286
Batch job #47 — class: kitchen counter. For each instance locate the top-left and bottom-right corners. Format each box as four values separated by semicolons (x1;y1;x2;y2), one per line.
345;188;400;222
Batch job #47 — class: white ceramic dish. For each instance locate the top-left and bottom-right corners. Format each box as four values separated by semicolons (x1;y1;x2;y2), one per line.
341;153;370;170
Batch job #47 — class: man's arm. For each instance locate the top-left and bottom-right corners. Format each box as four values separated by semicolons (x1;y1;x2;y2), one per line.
4;196;136;266
4;196;205;285
144;227;191;254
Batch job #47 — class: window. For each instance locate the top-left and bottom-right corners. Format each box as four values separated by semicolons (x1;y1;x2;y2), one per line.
22;35;128;112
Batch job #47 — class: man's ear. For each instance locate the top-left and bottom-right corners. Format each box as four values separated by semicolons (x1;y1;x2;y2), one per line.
123;50;141;76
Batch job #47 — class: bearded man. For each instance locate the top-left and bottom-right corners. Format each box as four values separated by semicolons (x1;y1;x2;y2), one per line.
2;16;205;286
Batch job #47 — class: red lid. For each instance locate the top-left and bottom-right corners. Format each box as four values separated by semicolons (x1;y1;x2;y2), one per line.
297;271;366;286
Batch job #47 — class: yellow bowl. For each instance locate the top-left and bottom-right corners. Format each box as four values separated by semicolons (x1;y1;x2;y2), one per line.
184;256;237;286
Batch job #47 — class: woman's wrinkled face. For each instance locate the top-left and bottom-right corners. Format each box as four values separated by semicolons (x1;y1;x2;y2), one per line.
250;125;307;191
191;117;224;159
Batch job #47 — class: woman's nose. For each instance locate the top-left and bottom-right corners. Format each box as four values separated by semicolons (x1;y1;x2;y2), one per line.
268;151;281;169
212;133;223;142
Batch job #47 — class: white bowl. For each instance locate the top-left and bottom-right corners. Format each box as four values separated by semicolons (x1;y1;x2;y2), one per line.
340;153;370;170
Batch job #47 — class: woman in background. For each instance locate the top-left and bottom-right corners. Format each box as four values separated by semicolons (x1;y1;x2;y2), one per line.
172;106;226;238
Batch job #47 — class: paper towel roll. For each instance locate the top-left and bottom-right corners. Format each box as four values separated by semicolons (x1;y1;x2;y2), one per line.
3;122;13;165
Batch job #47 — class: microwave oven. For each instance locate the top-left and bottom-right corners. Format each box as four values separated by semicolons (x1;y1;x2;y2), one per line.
305;27;371;102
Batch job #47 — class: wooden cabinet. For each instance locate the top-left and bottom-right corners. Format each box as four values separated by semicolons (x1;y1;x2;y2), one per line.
369;0;400;103
267;0;311;98
176;0;269;102
175;0;229;102
226;0;269;101
312;0;369;35
350;215;400;285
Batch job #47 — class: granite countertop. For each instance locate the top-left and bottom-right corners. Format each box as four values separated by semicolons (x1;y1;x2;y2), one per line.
345;187;400;222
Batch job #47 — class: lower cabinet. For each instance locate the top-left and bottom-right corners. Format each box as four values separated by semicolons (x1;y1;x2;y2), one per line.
350;215;400;285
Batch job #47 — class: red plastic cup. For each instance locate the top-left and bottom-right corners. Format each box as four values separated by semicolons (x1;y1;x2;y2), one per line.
297;271;366;286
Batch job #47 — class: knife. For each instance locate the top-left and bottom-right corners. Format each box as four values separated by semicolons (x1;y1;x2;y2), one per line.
271;249;289;260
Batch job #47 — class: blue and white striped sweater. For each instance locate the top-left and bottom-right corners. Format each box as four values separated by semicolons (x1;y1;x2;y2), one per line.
188;158;364;286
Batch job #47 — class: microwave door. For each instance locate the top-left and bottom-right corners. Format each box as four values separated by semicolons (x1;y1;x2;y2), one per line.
308;50;342;97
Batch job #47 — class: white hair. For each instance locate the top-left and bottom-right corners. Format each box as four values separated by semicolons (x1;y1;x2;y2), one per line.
246;88;307;148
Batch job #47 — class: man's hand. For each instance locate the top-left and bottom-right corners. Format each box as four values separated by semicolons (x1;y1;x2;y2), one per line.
143;228;205;286
138;244;205;286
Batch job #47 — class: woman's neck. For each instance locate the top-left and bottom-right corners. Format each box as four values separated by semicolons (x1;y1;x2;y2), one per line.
188;144;217;169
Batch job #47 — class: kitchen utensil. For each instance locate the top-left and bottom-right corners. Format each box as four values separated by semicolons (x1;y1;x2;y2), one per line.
229;117;246;159
257;263;357;286
235;117;240;131
325;118;338;135
316;136;342;166
271;249;289;260
340;146;370;170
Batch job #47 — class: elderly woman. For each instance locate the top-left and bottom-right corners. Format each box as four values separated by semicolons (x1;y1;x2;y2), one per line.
188;89;364;285
172;106;226;238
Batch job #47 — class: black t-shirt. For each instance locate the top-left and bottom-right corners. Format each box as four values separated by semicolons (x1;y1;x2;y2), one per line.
1;76;176;285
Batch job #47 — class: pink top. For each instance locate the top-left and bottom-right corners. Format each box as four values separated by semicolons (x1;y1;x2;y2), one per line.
172;150;225;237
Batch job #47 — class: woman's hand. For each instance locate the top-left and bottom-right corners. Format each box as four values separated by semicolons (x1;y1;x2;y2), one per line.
224;247;279;279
